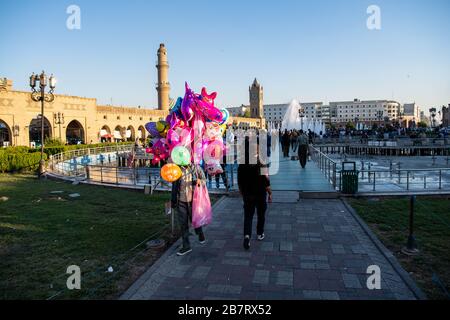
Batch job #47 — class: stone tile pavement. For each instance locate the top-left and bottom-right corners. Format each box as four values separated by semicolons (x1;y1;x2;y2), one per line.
121;196;424;300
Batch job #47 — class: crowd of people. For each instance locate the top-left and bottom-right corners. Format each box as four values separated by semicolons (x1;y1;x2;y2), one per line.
279;129;313;168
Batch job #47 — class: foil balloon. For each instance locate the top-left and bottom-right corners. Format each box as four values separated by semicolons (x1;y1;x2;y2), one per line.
201;87;217;105
205;122;222;141
145;122;160;137
197;99;224;123
167;127;193;150
161;163;182;182
171;146;191;166
156;120;168;133
219;108;229;125
170;97;183;116
181;83;195;122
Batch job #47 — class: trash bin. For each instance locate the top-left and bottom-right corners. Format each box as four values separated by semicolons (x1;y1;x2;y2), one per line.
341;161;358;194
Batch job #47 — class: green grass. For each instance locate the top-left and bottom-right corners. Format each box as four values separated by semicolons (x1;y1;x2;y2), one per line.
0;174;172;299
349;197;450;300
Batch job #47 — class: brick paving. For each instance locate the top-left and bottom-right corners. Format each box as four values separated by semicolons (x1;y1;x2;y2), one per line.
121;195;423;300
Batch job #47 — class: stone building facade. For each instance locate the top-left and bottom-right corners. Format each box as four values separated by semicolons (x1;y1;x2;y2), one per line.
0;44;263;147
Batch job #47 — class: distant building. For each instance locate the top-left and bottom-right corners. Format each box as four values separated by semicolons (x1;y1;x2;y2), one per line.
329;99;401;125
401;102;421;128
420;111;430;126
442;104;450;127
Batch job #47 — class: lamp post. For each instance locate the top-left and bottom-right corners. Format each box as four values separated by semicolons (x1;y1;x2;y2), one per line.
429;108;437;128
30;71;56;177
299;107;305;131
54;112;65;141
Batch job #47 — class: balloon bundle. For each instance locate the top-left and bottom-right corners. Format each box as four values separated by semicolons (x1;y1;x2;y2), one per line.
145;83;230;182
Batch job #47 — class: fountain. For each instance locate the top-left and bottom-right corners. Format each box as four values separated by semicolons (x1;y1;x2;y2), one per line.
281;99;325;135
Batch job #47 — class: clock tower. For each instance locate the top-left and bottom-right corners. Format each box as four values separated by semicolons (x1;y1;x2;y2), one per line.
249;78;264;118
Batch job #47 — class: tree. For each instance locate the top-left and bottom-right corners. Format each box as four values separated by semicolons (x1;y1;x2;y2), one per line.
243;109;251;118
417;121;428;128
345;122;355;130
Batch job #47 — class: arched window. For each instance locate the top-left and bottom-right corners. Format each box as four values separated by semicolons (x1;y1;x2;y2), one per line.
29;116;52;147
66;120;85;145
0;119;12;147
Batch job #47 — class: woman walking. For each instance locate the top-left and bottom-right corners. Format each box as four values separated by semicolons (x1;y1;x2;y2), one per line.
238;140;272;250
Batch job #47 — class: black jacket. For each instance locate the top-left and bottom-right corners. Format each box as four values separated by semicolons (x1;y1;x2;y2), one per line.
237;164;270;199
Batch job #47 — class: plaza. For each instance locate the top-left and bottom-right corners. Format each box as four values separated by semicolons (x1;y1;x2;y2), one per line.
1;0;450;304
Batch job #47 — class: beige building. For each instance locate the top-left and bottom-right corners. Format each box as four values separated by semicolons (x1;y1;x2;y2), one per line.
0;44;262;147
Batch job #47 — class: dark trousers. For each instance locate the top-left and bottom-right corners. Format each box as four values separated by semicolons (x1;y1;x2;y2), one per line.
282;144;290;157
243;196;267;237
298;144;308;168
208;165;229;189
177;201;203;249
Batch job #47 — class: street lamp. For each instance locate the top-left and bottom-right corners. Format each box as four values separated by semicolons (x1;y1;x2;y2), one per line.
30;71;56;177
429;108;437;128
54;112;65;141
399;112;404;129
298;106;305;131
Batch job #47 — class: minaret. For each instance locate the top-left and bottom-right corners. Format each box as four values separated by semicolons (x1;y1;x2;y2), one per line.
156;43;170;111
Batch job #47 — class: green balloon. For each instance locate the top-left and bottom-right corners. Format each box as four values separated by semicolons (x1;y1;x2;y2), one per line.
171;146;191;166
156;121;168;133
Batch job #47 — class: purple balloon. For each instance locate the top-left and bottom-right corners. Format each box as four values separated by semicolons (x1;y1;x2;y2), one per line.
145;122;161;137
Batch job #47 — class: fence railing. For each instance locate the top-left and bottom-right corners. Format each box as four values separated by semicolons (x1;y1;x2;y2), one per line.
313;137;450;147
47;145;238;192
309;146;338;190
310;145;450;193
343;168;450;193
48;145;133;177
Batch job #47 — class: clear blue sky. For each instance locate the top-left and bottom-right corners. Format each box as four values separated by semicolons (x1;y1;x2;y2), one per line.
1;0;449;112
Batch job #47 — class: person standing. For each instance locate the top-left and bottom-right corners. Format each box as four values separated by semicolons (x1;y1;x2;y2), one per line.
238;140;272;250
297;130;309;169
171;164;207;256
281;130;290;158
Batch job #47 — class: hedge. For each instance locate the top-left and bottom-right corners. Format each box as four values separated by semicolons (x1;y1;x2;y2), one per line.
0;142;132;172
0;148;46;173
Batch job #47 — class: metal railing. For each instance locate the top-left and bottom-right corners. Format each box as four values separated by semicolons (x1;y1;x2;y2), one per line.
48;145;133;177
47;144;238;192
309;146;338;190
344;168;450;193
310;145;450;193
314;137;450;147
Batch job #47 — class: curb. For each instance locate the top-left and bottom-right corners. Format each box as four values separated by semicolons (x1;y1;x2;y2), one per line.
119;195;228;300
341;199;427;300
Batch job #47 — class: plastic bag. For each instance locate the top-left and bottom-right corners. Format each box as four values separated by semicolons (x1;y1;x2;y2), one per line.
192;182;212;229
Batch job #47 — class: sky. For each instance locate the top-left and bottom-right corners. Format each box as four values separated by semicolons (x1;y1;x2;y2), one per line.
0;0;449;114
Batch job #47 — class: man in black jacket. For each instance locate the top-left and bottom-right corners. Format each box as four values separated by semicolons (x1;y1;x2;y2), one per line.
238;140;272;250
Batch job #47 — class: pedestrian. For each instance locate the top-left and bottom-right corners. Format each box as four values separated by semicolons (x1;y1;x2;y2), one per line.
238;139;272;250
171;164;207;256
291;130;298;153
297;130;309;169
281;130;290;158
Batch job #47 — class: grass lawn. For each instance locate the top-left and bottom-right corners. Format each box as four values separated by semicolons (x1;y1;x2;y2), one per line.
0;174;174;299
349;197;450;300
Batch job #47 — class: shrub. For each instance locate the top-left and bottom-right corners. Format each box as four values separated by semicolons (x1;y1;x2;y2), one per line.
0;148;46;173
0;142;131;172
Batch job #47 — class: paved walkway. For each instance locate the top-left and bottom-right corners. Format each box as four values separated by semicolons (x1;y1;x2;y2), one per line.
270;157;335;192
269;145;335;192
121;196;422;300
